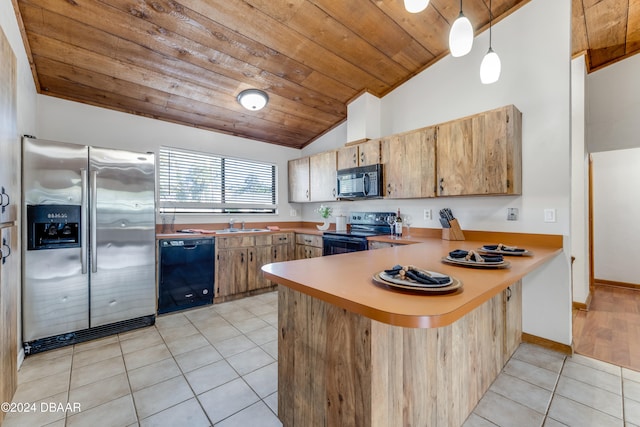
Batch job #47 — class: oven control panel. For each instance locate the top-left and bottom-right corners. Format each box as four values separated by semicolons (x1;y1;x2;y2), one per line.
349;211;395;225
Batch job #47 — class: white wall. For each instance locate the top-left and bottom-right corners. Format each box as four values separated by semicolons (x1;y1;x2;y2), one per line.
587;53;640;153
592;148;640;284
571;56;589;304
302;0;573;345
36;96;301;226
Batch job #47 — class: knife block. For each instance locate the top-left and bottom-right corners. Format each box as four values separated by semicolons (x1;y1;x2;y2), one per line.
442;219;465;241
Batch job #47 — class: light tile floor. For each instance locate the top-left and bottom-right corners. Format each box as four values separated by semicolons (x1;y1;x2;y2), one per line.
4;291;640;427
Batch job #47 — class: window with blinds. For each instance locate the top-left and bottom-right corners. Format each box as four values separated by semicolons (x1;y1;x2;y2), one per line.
158;147;277;214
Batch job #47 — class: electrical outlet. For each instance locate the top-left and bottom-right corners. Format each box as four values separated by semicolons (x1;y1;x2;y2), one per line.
423;209;432;220
507;208;518;221
544;209;556;223
289;208;298;217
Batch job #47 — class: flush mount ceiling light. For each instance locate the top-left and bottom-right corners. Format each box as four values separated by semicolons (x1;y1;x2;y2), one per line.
404;0;429;13
480;0;501;84
449;0;474;57
237;89;269;111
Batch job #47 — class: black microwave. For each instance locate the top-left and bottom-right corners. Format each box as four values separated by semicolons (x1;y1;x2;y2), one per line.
336;164;383;199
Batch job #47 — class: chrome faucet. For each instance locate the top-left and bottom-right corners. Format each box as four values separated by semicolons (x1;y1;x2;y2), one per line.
241;221;246;230
229;218;235;229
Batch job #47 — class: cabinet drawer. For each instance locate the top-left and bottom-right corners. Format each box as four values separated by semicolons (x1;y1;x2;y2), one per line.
216;236;255;249
295;234;322;248
254;234;273;246
272;233;292;245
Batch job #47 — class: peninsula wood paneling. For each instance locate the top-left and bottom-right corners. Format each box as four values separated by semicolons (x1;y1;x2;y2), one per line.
278;285;514;427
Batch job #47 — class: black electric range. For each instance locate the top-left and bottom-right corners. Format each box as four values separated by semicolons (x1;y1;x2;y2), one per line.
322;211;395;256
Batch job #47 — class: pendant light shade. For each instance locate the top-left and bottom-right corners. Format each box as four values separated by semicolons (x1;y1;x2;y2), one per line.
480;0;501;84
480;48;501;84
404;0;429;13
237;89;269;111
449;1;473;57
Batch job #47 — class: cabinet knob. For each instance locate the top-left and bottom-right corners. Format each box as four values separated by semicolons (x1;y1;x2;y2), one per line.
506;286;512;301
241;253;244;263
306;189;309;199
353;153;357;164
250;251;253;262
274;248;278;258
360;152;365;164
332;188;336;197
439;177;444;192
387;183;392;195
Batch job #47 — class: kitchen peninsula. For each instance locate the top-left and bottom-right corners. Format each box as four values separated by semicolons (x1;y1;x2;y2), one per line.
262;236;562;426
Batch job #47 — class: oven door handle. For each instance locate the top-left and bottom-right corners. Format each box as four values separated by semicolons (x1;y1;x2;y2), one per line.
324;235;367;244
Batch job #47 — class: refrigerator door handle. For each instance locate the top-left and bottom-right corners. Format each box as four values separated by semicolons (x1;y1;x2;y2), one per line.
91;170;98;273
81;169;88;274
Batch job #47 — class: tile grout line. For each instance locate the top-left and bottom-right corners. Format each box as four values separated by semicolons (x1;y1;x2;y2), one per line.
540;353;567;426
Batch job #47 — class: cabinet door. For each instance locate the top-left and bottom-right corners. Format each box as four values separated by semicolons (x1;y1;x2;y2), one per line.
309;151;337;202
217;248;248;296
381;135;402;198
503;281;523;360
401;128;435;198
296;244;322;259
437;105;521;196
382;128;436;199
337;145;359;170
248;246;271;291
288;157;310;202
437;116;478;196
481;105;522;194
271;243;289;263
358;139;381;166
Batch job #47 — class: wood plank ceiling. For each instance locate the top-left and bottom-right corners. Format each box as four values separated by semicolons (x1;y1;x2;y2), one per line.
11;0;640;149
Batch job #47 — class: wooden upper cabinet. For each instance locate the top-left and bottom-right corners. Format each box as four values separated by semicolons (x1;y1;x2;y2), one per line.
381;126;436;199
309;150;337;202
337;145;358;170
437;105;522;196
288;157;310;202
337;139;381;170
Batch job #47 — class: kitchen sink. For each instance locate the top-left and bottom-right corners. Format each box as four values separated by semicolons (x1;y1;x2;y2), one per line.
216;228;270;233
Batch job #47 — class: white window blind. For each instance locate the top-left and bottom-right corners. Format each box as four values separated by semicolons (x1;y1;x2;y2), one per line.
158;147;277;214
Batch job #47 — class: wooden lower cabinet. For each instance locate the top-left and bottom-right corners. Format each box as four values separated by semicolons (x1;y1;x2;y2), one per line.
295;233;323;259
503;280;523;361
278;282;522;427
216;233;293;298
217;247;248;297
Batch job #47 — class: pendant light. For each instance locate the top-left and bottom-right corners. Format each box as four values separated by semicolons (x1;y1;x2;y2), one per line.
480;0;501;84
449;0;474;57
404;0;429;13
237;89;269;111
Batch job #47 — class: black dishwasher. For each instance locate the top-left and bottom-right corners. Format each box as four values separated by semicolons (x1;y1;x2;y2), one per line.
158;238;215;314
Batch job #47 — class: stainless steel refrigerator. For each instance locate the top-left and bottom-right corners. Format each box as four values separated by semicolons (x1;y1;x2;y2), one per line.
22;137;156;353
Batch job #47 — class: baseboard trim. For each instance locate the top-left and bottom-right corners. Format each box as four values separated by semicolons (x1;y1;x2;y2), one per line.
595;279;640;290
522;333;573;355
572;291;592;311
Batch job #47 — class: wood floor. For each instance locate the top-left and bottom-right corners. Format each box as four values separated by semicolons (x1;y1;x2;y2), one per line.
573;283;640;371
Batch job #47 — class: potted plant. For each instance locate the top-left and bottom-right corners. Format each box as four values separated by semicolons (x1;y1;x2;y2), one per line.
316;205;332;231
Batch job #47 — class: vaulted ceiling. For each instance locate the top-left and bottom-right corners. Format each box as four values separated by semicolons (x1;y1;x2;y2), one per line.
12;0;640;149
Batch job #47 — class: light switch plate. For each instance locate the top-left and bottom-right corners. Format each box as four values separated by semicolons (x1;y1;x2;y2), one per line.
507;208;518;221
424;209;431;220
290;209;298;217
544;209;556;223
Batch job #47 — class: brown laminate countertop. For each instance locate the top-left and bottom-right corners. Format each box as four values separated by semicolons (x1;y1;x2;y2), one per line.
262;237;563;329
